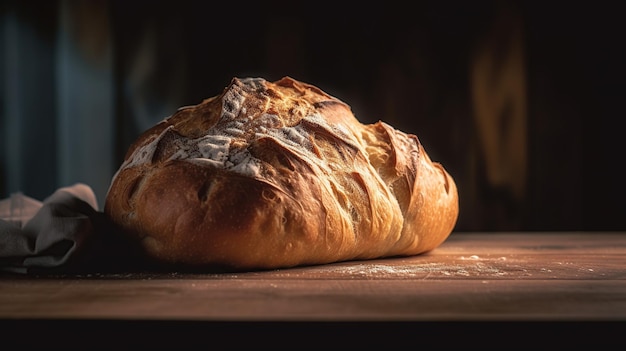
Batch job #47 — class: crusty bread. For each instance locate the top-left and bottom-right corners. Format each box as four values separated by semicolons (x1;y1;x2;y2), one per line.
104;77;458;271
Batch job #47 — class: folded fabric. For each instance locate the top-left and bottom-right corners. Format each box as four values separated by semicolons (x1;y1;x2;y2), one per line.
0;183;140;274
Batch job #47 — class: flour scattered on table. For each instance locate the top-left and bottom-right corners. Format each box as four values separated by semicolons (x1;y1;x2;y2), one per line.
314;261;507;278
461;255;481;260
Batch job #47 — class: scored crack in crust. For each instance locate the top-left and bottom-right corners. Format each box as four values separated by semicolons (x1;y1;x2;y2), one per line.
104;76;459;271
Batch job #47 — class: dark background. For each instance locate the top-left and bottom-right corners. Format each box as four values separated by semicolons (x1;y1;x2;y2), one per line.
1;0;623;232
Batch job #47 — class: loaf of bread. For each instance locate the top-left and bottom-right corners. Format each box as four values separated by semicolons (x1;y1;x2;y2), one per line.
104;77;458;271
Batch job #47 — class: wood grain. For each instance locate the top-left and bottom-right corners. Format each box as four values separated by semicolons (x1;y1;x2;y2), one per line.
1;232;625;321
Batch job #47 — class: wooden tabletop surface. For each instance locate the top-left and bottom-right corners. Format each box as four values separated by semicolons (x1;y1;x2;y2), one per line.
1;232;625;347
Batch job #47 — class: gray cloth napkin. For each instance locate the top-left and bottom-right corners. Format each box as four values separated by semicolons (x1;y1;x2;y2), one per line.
0;183;140;274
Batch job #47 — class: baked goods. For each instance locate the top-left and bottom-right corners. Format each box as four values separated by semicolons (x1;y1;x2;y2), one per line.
104;77;459;271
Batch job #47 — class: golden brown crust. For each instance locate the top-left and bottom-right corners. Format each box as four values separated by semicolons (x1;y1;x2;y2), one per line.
104;77;459;271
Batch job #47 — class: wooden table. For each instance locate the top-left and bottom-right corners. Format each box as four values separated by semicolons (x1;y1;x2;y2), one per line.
1;232;625;347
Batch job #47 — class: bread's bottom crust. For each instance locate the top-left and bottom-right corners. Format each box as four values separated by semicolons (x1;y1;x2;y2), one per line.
105;154;458;272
